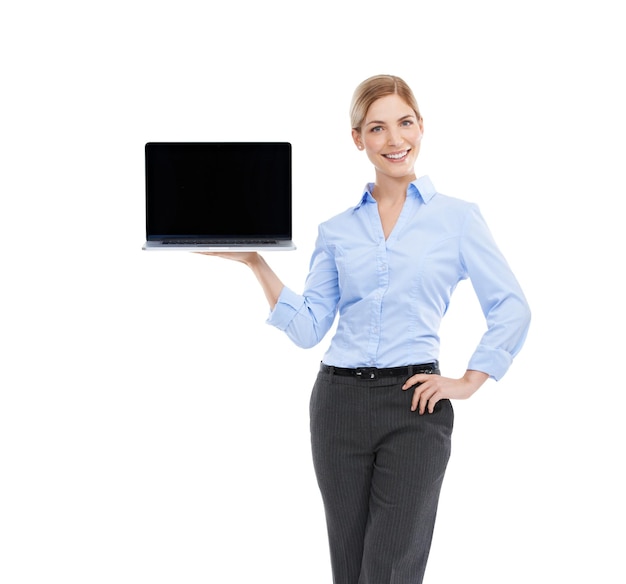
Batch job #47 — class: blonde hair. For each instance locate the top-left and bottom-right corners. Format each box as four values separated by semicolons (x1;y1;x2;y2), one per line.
350;74;422;132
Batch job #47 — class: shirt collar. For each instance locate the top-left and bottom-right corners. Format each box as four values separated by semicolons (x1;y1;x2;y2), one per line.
353;175;437;211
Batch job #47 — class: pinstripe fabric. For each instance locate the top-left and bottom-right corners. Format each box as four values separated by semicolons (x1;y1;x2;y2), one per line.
310;368;453;584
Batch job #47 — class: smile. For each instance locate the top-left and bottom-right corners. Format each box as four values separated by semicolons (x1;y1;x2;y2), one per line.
383;149;410;161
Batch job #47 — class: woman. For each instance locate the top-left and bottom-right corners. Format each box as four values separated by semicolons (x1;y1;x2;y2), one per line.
203;74;531;584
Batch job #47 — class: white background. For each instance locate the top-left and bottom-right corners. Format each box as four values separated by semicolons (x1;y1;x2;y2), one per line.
1;1;624;582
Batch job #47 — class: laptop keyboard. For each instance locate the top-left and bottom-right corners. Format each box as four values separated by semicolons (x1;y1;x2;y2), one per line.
161;239;279;245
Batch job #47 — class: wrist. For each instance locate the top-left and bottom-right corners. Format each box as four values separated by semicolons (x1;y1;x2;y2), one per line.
243;252;262;268
463;369;489;391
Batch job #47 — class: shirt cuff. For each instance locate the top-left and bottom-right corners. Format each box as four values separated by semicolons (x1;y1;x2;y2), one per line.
266;287;305;330
468;344;514;382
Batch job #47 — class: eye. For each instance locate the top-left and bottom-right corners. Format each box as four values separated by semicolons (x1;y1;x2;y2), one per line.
370;126;384;133
401;119;414;127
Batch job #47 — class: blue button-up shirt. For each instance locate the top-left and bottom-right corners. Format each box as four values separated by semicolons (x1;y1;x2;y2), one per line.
267;176;530;380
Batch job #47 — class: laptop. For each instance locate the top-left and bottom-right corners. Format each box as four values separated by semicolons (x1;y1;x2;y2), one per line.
142;142;296;251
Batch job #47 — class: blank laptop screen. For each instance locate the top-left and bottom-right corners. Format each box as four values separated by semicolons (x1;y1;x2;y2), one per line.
145;142;292;241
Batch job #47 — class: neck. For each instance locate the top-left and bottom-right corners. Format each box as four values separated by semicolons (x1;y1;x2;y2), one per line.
372;173;416;205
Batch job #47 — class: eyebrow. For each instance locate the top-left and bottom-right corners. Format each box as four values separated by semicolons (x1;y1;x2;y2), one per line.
365;114;416;127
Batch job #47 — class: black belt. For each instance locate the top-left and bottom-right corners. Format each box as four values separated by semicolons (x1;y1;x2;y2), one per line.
320;361;439;380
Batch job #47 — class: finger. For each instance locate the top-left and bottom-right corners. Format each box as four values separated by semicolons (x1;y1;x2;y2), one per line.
426;394;440;414
419;389;433;415
402;374;428;390
411;383;431;412
413;385;439;415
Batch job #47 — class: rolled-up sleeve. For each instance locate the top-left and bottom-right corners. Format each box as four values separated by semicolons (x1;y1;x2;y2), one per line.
461;205;531;380
266;225;340;349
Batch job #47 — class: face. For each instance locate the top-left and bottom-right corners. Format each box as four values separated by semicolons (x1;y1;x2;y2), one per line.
352;93;424;182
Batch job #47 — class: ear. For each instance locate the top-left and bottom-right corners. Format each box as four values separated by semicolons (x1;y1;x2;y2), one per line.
352;129;364;150
418;117;424;138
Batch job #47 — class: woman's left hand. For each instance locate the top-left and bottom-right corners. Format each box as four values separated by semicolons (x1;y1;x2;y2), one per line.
402;370;489;414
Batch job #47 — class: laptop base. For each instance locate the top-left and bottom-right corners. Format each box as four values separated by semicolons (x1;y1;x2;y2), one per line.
142;241;296;252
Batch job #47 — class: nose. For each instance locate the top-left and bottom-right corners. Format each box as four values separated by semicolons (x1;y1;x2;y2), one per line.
388;128;404;146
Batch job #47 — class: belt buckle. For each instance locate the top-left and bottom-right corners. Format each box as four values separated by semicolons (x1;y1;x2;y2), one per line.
355;367;377;380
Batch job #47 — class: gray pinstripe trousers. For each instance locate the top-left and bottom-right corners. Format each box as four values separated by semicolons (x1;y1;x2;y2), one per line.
309;367;453;584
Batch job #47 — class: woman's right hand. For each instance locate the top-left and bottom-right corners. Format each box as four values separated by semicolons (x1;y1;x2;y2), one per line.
195;251;259;266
